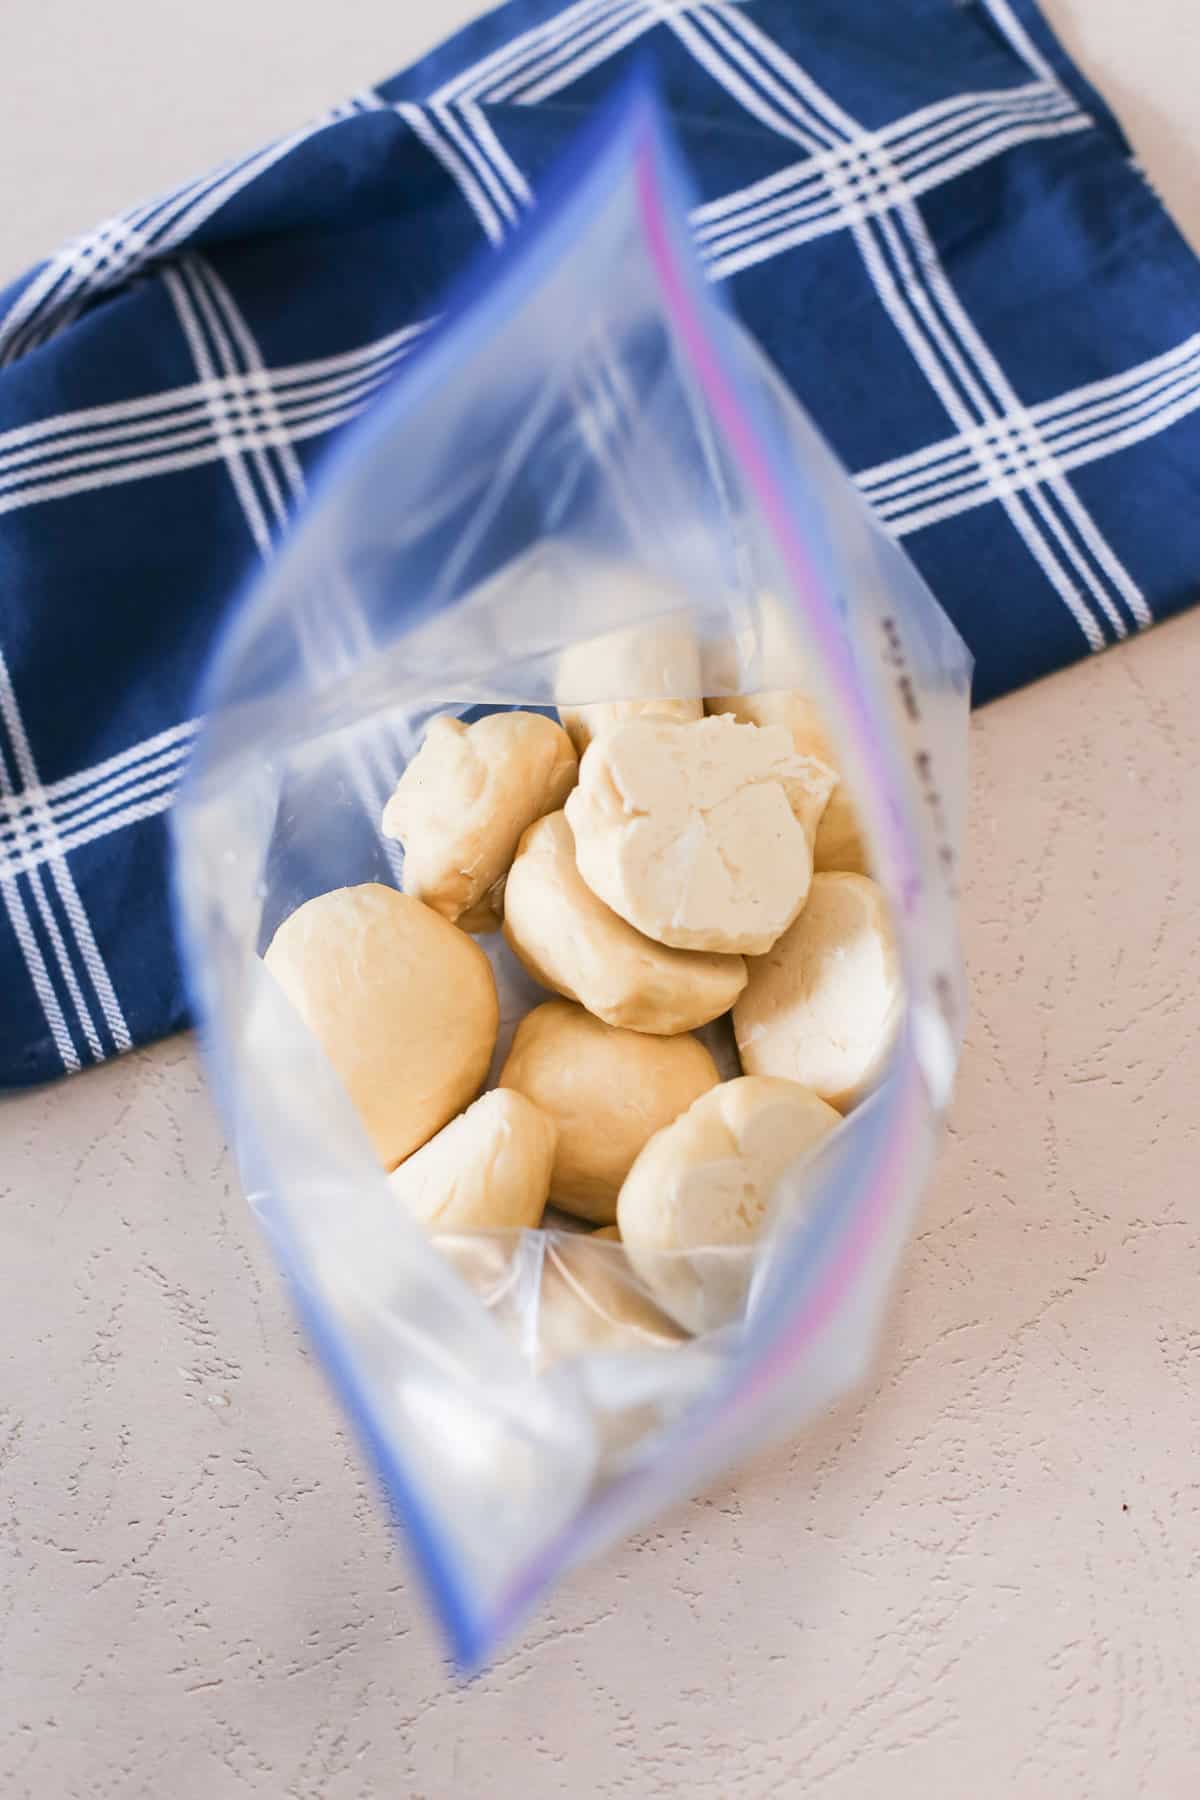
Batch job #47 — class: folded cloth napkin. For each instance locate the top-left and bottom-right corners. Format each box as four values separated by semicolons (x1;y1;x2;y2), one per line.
1;0;1197;1086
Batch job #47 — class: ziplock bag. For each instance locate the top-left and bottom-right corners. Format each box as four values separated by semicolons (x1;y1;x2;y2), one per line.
172;83;971;1671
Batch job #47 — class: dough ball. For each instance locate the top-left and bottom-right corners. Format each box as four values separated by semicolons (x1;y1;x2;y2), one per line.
381;710;577;928
503;811;747;1035
565;714;832;956
703;689;837;841
263;884;499;1169
498;1000;719;1223
706;686;833;763
618;1075;841;1334
734;872;900;1110
388;1088;556;1231
556;616;702;756
706;686;867;874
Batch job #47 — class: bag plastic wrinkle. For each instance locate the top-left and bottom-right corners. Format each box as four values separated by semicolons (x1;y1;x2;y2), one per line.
172;83;971;1671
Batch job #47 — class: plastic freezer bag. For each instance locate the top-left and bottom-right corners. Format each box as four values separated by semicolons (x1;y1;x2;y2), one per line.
172;84;971;1670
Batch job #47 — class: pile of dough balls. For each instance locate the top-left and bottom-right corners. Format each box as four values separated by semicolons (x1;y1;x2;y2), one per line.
261;656;902;1346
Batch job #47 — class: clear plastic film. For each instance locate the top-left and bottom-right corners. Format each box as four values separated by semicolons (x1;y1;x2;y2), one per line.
172;83;971;1671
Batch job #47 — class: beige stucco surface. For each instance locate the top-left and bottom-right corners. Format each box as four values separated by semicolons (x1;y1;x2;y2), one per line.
1;3;1198;1794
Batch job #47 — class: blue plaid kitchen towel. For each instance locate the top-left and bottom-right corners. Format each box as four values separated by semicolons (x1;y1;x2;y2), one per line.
1;0;1198;1084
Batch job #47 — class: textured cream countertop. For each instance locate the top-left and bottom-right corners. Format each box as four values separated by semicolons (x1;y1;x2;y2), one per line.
2;3;1198;1795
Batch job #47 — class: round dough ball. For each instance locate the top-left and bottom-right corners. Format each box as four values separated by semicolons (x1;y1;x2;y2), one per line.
556;614;702;756
381;710;577;929
263;884;499;1169
703;689;837;841
618;1075;841;1334
503;811;747;1035
706;672;869;874
734;872;900;1111
498;1000;719;1223
706;686;833;761
565;714;831;956
387;1088;556;1231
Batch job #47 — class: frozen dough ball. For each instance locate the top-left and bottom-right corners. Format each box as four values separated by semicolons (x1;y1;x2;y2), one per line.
706;686;833;763
498;1000;720;1223
503;810;747;1035
381;710;577;928
565;714;832;956
556;615;702;756
706;686;867;874
618;1075;841;1334
707;708;868;874
262;883;499;1169
388;1088;556;1231
734;872;901;1111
